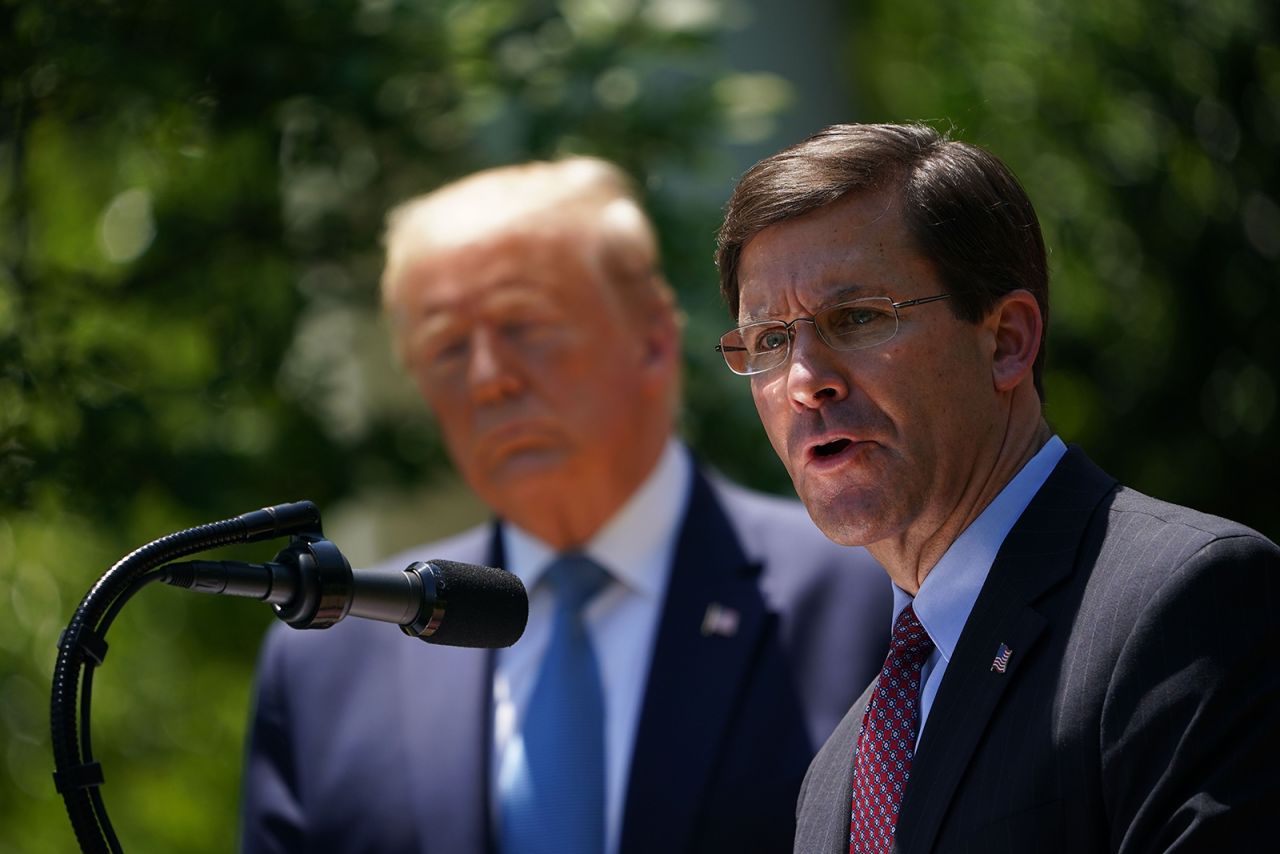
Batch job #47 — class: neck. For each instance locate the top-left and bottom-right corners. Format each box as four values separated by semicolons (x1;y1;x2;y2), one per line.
508;431;671;552
871;405;1052;596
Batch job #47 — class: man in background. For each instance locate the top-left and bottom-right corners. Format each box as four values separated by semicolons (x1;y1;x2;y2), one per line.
240;156;891;854
714;122;1278;852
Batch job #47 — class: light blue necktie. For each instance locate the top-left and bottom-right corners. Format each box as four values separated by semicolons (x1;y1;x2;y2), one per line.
501;554;610;854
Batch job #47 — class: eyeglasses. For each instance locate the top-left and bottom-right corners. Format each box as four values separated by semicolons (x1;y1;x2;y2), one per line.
716;293;953;376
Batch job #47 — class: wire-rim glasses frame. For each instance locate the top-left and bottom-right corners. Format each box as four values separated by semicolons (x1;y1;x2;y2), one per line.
715;293;953;376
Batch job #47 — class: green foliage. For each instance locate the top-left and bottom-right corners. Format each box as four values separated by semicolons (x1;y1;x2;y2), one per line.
1;1;761;850
848;0;1279;536
4;0;1275;850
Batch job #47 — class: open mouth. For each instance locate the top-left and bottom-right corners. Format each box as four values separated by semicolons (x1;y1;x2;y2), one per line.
812;438;853;458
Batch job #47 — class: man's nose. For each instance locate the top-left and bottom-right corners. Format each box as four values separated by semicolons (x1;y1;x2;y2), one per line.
785;322;848;408
466;326;521;400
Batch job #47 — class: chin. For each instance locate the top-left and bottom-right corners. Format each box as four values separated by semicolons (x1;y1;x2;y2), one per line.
501;447;586;484
488;443;571;476
799;488;895;548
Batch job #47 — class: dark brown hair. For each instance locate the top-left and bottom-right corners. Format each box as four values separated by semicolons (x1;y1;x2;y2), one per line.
716;123;1049;394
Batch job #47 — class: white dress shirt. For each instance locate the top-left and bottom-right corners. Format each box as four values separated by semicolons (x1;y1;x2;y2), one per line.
492;438;692;854
892;435;1068;747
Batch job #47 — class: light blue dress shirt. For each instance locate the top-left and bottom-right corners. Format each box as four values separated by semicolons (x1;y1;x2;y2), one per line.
893;435;1068;747
493;438;692;854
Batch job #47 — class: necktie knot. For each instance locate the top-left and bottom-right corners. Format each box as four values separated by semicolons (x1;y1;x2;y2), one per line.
545;553;610;613
889;603;934;660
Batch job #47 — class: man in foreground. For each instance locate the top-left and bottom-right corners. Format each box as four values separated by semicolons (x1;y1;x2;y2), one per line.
714;122;1277;852
240;156;890;853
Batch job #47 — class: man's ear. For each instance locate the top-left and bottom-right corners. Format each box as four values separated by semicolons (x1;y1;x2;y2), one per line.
987;289;1042;392
638;275;682;371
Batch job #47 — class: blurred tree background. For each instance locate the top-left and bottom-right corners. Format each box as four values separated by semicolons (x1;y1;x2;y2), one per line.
847;0;1279;545
1;0;1275;851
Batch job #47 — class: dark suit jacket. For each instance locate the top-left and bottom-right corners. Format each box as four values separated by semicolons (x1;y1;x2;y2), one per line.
795;446;1279;853
241;462;891;854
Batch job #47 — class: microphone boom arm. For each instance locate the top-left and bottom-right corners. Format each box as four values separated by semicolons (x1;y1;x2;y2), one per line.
51;500;324;854
50;500;526;853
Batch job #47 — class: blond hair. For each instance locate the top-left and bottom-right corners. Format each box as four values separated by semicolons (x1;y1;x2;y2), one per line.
381;157;672;315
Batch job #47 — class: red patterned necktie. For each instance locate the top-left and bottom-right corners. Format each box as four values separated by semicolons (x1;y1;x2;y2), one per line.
849;603;935;853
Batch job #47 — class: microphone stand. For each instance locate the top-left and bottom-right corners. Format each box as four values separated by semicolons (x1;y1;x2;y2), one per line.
49;501;335;854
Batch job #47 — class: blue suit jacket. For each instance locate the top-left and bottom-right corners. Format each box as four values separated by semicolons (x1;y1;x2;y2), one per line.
241;463;891;853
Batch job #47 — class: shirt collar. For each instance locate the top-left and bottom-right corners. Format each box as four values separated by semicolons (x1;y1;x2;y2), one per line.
894;435;1068;662
502;438;692;598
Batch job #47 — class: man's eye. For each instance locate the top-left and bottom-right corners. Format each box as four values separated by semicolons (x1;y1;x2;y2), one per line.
417;333;467;366
438;337;468;358
501;320;536;339
825;305;888;336
749;327;789;353
501;317;561;344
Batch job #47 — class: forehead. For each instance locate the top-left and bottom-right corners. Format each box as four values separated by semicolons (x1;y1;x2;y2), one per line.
395;225;610;314
736;189;933;319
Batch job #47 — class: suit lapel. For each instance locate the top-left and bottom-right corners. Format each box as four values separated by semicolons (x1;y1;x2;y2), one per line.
811;679;878;854
619;468;770;854
893;447;1116;853
402;526;507;854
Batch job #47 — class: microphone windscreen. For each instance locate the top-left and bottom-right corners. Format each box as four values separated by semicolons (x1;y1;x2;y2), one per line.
421;560;528;648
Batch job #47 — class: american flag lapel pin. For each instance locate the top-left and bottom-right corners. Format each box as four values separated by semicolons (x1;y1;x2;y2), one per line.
701;603;740;638
990;642;1013;673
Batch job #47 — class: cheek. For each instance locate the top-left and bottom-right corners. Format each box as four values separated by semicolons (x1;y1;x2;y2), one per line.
750;378;789;443
748;378;771;419
536;356;628;430
900;348;990;452
416;381;470;439
531;336;594;384
414;372;446;410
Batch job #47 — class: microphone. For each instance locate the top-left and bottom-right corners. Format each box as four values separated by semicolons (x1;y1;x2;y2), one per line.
348;559;529;649
162;538;528;649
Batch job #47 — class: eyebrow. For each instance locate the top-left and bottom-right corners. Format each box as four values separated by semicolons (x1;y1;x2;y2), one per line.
413;282;548;316
740;284;873;323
